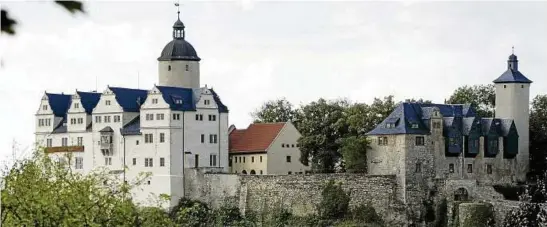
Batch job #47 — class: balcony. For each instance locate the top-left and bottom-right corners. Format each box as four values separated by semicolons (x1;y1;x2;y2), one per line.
44;146;85;154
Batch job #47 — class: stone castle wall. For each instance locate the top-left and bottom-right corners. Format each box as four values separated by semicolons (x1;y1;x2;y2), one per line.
183;169;404;223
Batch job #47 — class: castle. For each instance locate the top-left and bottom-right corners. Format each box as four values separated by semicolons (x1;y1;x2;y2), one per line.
366;52;532;204
34;11;229;208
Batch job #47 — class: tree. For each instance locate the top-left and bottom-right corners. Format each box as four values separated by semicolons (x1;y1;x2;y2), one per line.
318;180;350;220
446;84;495;118
0;151;165;226
297;98;350;173
340;136;370;173
504;171;547;227
404;98;433;104
1;1;85;36
251;98;300;126
530;95;547;177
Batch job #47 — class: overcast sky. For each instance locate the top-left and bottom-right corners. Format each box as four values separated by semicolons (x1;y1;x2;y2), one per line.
1;1;546;161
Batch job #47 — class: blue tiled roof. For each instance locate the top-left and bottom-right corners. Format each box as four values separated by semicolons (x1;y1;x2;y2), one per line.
109;87;148;112
366;102;518;138
52;118;67;133
121;116;141;135
156;86;196;111
493;69;532;84
77;91;101;114
46;93;72;117
210;88;229;113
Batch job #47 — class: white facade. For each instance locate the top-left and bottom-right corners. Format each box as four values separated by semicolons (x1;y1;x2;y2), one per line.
34;13;230;208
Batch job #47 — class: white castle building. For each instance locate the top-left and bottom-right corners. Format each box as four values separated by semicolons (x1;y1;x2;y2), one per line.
34;11;229;207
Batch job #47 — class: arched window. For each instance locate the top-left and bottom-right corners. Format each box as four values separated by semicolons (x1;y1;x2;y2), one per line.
242;170;247;175
250;170;256;175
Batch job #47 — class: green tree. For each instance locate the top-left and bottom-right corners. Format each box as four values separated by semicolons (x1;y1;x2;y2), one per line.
251;98;300;126
1;1;85;35
297;98;350;173
340;136;370;173
137;207;175;227
170;198;212;227
446;84;495;118
0;151;158;226
318;180;350;220
404;98;433;104
530;95;547;177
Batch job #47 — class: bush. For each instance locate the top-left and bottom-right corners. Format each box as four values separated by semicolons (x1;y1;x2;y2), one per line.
266;207;293;227
287;215;323;227
351;203;382;224
318;180;351;220
214;205;243;226
170;198;212;227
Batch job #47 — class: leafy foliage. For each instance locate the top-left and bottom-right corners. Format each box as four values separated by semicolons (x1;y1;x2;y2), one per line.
170;198;212;227
350;203;382;224
318;180;351;220
446;84;495;118
530;95;547;177
504;172;547;226
340;136;370;173
0;151;152;226
251;98;300;126
2;1;85;36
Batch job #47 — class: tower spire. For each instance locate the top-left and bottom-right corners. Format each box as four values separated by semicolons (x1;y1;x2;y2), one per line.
172;1;185;39
508;46;518;71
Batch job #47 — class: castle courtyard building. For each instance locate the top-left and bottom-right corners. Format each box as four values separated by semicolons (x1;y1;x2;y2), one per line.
228;122;310;175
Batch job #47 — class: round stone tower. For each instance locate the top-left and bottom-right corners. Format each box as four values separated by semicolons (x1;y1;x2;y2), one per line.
157;10;201;88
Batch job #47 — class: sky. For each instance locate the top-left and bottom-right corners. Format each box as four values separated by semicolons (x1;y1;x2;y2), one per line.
1;1;546;162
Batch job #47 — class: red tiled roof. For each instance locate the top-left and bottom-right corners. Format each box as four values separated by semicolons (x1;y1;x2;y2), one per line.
229;122;286;153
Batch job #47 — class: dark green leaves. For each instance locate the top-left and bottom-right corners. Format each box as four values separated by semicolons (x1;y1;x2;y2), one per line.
1;9;17;35
54;1;85;14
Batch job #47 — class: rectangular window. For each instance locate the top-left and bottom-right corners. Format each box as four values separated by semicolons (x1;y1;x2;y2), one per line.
194;154;199;168
77;137;83;146
288;171;292;175
152;98;158;104
252;156;255;163
204;100;210;105
75;157;83;169
62;137;68;146
209;134;218;143
433;122;441;129
260;156;263;162
95;116;101;123
378;137;388;146
411;123;419;128
160;133;165;143
209;154;217;166
185;64;189;71
105;100;111;105
114;115;120;122
105;116;111;123
156;113;164;120
234;156;237;163
43;105;48;110
78;118;83;124
195;114;199;120
416;163;422;173
286;156;291;163
46;139;52;147
467;164;473;173
208;114;217;121
415;136;425;146
160;157;165;167
449;164;454;173
74;103;79;108
229;158;232;167
132;158;136;165
195;114;203;121
136;140;139;145
105;157;112;166
145;158;153;167
487;164;492;174
145;134;154;143
173;113;180;120
201;134;205;143
243;157;246;163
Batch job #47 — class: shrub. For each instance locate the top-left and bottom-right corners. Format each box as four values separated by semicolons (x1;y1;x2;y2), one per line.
318;180;351;220
351;203;382;224
214;205;243;226
266;207;293;227
170;198;212;227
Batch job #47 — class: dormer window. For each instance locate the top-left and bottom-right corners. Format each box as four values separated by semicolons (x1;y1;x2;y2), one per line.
175;99;183;104
433;110;439;117
433;122;441;129
411;123;419;129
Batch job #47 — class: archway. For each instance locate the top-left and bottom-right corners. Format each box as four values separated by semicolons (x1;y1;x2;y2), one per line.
250;170;256;175
454;187;469;201
242;170;247;175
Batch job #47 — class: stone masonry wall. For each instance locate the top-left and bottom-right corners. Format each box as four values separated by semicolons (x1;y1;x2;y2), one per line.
184;169;404;223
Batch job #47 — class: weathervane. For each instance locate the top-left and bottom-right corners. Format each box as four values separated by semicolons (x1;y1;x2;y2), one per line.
175;1;180;19
512;46;515;55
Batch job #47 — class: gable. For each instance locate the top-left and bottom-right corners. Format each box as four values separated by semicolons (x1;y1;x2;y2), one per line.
229;123;285;153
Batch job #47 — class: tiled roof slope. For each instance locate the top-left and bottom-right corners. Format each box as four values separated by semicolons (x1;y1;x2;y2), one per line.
366;102;517;137
493;69;532;84
229;123;285;153
77;91;101;114
209;88;229;113
157;86;196;111
46;93;72;117
109;87;148;112
121;116;141;135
